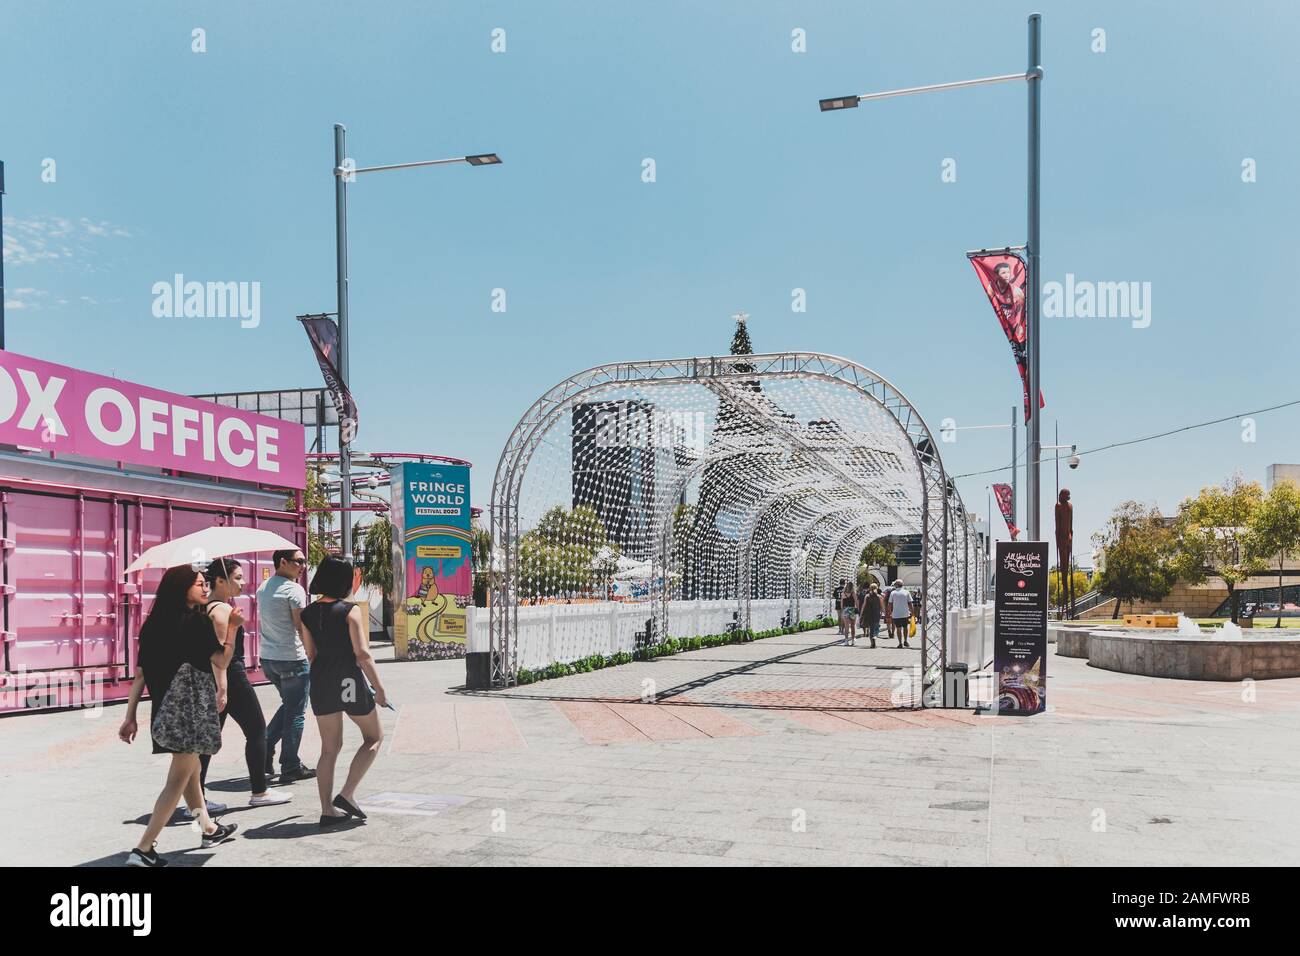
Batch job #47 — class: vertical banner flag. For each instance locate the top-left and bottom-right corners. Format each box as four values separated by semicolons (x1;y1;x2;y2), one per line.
298;315;358;444
992;483;1019;540
390;461;473;661
968;251;1045;423
991;540;1048;716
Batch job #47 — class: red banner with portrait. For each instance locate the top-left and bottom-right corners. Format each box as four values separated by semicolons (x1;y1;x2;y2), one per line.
969;251;1044;423
993;482;1019;540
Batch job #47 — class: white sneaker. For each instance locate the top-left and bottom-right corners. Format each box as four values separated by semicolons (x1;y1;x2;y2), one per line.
248;792;293;807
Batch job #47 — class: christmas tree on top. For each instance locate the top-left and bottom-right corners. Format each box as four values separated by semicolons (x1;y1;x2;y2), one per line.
730;311;756;378
730;312;753;357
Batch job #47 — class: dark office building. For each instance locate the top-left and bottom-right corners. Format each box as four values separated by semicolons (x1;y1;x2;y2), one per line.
571;400;658;559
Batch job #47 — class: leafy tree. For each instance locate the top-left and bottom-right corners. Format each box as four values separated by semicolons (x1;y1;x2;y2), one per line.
471;524;493;606
1049;567;1091;607
1092;501;1178;619
286;463;332;566
1171;473;1266;623
518;505;616;602
351;516;394;637
356;516;393;594
1247;479;1300;627
860;539;898;570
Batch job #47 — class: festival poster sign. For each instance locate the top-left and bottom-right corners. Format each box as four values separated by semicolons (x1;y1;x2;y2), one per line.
992;540;1048;715
0;348;305;488
391;462;472;660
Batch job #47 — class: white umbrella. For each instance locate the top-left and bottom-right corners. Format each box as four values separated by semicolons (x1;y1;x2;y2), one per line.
124;526;300;575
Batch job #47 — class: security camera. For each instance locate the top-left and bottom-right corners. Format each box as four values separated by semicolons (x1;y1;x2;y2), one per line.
1067;455;1080;470
366;475;379;489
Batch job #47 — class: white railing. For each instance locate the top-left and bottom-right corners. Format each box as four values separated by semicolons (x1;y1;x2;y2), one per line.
946;601;994;672
468;597;834;672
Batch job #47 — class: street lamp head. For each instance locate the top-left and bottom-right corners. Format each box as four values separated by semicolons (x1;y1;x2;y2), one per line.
465;153;502;166
819;95;861;112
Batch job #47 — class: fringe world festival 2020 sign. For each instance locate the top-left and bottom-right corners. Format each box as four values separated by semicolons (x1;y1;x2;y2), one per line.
0;349;305;488
391;461;473;660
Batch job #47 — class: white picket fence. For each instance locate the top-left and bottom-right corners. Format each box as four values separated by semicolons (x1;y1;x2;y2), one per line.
467;597;833;672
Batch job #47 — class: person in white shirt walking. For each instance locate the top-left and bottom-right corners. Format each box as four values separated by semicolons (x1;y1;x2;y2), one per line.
256;550;316;783
888;580;913;648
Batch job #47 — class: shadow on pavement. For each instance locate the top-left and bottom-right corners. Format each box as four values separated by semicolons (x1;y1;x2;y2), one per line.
242;816;364;839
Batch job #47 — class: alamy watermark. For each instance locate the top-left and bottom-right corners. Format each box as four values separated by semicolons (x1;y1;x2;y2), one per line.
151;274;261;328
1;670;103;716
1042;273;1151;328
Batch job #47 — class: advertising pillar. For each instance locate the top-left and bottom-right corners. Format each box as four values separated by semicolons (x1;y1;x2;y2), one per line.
991;540;1048;715
391;462;473;660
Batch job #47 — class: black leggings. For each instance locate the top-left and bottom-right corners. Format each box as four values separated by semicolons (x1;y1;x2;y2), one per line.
200;662;268;794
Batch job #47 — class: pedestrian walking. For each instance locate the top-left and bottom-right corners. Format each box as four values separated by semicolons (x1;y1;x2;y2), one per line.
301;557;388;828
834;579;847;636
256;549;316;784
118;565;239;867
198;559;291;810
843;582;858;645
883;582;895;642
888;579;914;648
864;583;882;648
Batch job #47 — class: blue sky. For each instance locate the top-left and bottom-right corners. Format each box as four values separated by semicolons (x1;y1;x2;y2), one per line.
3;0;1298;556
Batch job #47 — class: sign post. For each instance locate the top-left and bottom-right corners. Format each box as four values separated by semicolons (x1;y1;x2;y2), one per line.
989;540;1048;715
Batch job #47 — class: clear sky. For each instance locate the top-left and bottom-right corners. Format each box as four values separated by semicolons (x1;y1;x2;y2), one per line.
3;0;1298;557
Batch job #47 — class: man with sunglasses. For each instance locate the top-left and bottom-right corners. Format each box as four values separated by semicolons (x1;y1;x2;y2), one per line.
256;550;316;783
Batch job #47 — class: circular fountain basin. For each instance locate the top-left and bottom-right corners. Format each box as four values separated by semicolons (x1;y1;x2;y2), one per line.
1056;627;1300;680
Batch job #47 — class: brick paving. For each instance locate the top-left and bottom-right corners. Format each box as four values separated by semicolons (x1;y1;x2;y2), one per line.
3;627;1299;866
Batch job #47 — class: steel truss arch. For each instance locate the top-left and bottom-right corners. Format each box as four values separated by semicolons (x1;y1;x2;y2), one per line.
490;352;969;705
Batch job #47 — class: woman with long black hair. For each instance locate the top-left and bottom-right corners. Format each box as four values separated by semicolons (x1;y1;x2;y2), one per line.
301;556;387;827
118;565;240;867
199;558;292;809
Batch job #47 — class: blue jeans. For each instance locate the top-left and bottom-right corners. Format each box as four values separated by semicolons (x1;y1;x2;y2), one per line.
262;658;310;771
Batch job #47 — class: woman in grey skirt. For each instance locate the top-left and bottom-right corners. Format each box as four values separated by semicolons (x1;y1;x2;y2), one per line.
118;565;240;866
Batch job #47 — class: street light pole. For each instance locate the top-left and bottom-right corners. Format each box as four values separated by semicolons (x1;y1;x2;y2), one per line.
329;124;501;561
818;13;1045;537
1026;13;1044;541
1011;405;1017;533
334;124;353;560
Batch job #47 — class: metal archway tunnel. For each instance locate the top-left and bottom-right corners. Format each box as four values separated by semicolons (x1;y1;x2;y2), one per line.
489;352;985;707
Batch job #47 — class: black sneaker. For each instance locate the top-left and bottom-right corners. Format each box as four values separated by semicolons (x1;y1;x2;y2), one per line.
125;844;167;867
200;822;238;849
280;765;317;783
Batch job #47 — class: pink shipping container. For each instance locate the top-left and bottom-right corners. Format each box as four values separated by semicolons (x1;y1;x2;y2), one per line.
0;449;306;714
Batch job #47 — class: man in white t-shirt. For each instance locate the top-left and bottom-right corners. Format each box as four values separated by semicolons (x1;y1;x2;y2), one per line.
888;579;913;648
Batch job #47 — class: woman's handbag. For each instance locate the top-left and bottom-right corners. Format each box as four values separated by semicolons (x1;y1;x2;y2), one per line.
151;663;223;755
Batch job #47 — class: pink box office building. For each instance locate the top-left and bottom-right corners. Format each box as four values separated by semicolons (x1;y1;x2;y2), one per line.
0;349;307;714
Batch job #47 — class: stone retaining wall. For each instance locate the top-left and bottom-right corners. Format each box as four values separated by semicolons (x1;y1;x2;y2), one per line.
1056;629;1300;680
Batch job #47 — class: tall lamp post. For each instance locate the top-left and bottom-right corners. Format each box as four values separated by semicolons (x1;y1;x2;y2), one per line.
821;13;1045;539
332;123;501;559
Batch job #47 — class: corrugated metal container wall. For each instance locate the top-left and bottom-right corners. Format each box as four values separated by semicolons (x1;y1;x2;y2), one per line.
1;481;305;714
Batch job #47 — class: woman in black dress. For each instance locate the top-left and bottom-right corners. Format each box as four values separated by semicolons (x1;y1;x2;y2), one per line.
301;557;388;827
118;565;240;866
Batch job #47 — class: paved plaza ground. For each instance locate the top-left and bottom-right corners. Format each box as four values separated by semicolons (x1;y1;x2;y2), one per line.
3;627;1299;867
